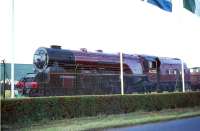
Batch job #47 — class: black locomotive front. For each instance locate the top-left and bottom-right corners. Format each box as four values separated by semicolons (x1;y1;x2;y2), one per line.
32;45;76;96
33;45;75;72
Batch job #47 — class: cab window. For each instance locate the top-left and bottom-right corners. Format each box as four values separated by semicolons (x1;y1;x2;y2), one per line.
149;61;157;69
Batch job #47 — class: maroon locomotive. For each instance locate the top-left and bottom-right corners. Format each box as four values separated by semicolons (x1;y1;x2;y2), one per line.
22;45;191;96
190;67;200;91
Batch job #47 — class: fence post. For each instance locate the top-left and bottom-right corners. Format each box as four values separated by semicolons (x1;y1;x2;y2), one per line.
2;60;6;99
120;52;124;95
181;60;185;92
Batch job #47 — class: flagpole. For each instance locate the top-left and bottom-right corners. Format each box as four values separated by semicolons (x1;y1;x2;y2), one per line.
120;52;124;95
177;0;185;93
11;0;15;98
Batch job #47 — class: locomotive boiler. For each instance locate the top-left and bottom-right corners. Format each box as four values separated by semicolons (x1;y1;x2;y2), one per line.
32;45;147;96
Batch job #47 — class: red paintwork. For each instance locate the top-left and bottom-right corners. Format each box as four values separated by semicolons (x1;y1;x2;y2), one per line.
16;81;25;88
30;82;38;89
72;51;140;74
16;80;38;89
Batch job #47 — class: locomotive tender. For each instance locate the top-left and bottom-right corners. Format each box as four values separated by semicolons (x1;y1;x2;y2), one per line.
190;67;200;91
26;45;191;96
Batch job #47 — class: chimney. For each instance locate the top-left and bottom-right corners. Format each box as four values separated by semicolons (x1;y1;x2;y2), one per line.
51;45;61;49
96;49;103;53
80;48;87;52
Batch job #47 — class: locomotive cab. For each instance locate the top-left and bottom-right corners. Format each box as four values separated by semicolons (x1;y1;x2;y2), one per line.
140;56;161;73
138;55;161;92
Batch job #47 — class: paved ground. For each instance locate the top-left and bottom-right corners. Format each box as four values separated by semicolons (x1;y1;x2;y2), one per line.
106;116;200;131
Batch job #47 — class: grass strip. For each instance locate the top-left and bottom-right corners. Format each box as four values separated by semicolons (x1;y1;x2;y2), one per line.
16;107;200;131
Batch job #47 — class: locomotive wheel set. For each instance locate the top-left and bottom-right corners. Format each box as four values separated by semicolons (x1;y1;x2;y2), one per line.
20;45;198;96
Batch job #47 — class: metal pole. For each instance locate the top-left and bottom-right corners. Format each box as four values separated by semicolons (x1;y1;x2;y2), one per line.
2;60;6;98
120;52;124;95
11;0;15;98
181;59;185;92
175;0;185;92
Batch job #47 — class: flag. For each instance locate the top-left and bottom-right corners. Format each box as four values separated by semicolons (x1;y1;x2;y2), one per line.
147;0;172;12
183;0;200;16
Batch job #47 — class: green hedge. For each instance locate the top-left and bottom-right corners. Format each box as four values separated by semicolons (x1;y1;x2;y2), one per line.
1;92;200;126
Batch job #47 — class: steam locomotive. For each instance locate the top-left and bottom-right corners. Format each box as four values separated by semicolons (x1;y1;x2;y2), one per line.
23;45;193;96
